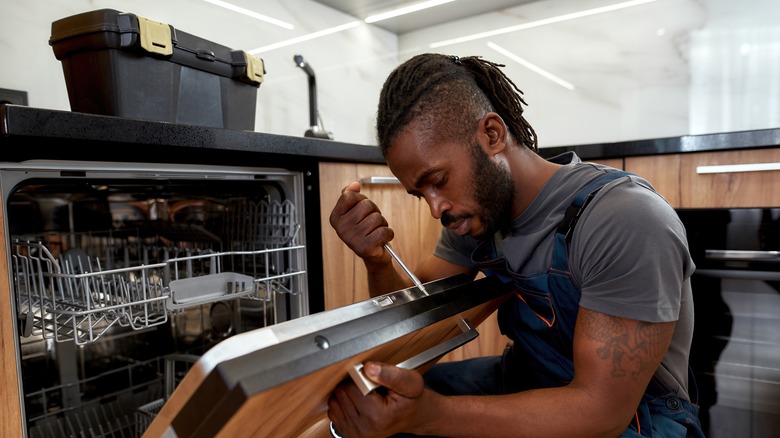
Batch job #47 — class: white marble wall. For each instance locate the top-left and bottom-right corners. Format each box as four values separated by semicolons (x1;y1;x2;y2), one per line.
1;0;778;147
399;0;780;147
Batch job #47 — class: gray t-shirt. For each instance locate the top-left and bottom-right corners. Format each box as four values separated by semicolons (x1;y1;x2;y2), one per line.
435;151;695;400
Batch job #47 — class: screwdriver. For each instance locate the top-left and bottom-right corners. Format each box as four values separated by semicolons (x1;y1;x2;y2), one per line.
383;243;428;296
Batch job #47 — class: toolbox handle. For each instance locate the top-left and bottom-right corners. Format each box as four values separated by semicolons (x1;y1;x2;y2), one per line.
195;49;216;61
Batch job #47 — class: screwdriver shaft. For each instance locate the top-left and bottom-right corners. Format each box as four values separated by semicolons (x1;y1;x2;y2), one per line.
384;244;428;296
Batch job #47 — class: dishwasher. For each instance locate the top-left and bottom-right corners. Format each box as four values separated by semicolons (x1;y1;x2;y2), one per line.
1;158;311;437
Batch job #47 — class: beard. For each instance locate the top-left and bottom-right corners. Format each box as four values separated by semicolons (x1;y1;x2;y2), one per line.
441;144;515;239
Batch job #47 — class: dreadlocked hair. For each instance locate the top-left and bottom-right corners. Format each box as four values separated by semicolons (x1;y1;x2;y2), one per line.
376;53;538;156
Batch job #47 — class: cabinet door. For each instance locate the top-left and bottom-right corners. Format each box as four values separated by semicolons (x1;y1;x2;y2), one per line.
679;148;780;208
624;154;682;208
319;162;361;310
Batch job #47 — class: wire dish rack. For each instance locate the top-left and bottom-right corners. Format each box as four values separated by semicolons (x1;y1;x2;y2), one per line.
12;199;306;345
134;354;199;436
26;354;198;438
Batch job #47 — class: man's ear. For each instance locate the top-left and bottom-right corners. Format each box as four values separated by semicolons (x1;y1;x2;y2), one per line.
480;112;508;156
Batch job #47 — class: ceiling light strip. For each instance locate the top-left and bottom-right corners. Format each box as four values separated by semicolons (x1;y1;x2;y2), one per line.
487;42;575;90
431;0;658;48
202;0;295;30
249;21;361;54
365;0;457;23
696;162;780;174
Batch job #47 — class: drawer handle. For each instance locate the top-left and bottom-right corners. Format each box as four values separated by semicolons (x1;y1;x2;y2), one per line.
348;318;476;395
696;162;780;174
359;176;400;184
705;249;780;260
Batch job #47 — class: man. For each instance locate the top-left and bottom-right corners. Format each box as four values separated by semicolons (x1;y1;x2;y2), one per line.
327;53;703;437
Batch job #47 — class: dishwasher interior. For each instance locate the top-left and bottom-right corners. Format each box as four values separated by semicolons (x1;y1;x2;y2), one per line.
1;160;310;437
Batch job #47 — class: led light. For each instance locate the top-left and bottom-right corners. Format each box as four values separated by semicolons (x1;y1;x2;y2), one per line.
431;0;659;48
365;0;457;23
249;21;361;54
201;0;294;30
487;42;575;91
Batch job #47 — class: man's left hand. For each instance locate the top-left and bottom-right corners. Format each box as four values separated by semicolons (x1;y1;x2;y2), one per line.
328;362;428;437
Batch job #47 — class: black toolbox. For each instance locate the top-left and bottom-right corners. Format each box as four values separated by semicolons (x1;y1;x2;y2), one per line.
49;9;265;130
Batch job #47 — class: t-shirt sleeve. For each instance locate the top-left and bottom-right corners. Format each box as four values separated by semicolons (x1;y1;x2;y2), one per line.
434;227;480;270
570;176;695;323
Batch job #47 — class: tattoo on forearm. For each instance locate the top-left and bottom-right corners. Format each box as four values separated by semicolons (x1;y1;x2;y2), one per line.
580;310;674;381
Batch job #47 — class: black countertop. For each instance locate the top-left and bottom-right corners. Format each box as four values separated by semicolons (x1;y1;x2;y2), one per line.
538;128;780;160
2;105;779;164
0;105;386;167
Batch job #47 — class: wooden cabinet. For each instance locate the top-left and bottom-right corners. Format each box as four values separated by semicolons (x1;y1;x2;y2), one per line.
625;154;682;208
318;161;509;362
588;155;684;208
0;203;23;437
623;147;780;209
679;148;780;208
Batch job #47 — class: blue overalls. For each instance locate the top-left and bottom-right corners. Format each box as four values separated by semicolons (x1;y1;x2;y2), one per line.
422;171;705;437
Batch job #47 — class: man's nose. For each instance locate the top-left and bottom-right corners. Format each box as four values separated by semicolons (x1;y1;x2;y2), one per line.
426;195;450;220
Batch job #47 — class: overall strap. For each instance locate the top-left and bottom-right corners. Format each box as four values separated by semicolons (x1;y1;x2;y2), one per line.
556;170;632;246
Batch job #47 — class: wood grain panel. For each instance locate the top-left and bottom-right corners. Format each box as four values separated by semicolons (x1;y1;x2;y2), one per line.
0;195;23;437
625;154;682;208
318;162;360;310
679;148;780;208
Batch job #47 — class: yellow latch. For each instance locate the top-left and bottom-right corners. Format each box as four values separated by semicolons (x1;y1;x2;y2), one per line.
244;52;265;85
136;15;173;56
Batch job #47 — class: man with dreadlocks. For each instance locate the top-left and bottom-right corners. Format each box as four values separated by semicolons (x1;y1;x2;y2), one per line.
327;53;703;437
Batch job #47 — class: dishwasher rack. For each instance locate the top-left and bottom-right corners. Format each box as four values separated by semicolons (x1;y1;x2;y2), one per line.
25;354;198;438
11;200;307;345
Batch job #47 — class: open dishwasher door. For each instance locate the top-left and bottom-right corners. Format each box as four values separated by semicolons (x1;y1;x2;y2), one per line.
143;274;513;438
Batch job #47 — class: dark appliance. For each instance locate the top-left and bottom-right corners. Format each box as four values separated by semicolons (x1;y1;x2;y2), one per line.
677;208;780;438
3;160;311;437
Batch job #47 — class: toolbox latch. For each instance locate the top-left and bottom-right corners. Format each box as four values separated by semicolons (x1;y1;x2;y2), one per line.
244;52;265;86
136;15;173;56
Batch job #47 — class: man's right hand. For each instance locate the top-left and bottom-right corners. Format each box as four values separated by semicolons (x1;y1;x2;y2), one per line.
329;181;394;267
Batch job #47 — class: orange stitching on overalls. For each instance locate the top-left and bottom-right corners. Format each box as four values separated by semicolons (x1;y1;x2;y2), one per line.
634;411;640;434
513;291;555;328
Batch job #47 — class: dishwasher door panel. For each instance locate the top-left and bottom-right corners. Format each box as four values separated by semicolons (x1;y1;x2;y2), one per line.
145;274;513;438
